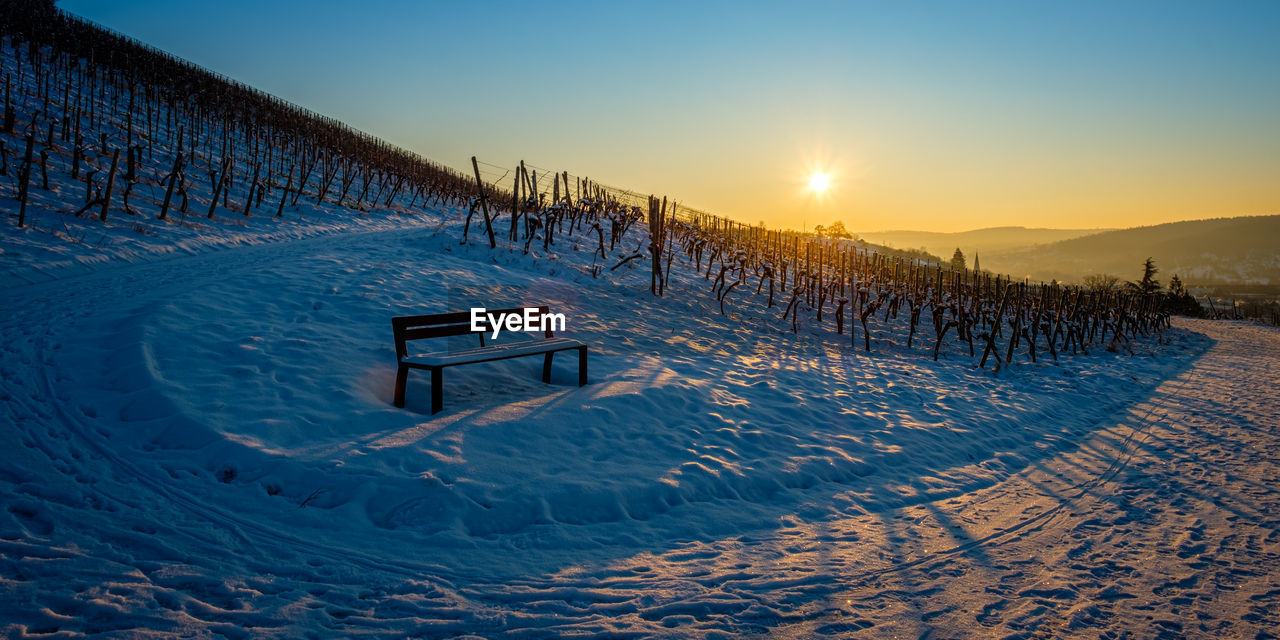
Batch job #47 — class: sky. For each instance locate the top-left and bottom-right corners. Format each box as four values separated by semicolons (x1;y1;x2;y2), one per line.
58;0;1280;233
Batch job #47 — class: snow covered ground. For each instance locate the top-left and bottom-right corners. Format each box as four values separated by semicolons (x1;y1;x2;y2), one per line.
2;200;1279;637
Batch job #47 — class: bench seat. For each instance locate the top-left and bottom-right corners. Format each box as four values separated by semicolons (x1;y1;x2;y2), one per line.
404;337;585;368
392;306;588;414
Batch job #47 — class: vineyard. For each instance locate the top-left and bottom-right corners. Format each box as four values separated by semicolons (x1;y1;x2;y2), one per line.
1;3;482;231
9;4;1280;639
3;0;1172;368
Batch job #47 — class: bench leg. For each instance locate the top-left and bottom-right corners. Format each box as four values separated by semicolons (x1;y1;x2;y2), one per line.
542;352;554;384
578;346;588;386
430;367;442;415
394;363;409;408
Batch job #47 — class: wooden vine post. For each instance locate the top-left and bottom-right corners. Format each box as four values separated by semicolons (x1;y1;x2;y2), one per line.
470;156;496;248
244;161;260;216
276;164;294;218
158;151;183;221
16;134;33;227
980;284;1013;369
99;147;120;222
207;156;230;219
649;196;667;296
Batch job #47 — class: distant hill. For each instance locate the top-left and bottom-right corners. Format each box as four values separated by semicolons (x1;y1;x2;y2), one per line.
980;215;1280;286
858;227;1112;263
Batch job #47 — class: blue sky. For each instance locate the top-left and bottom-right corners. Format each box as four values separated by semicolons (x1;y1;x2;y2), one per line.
59;0;1280;232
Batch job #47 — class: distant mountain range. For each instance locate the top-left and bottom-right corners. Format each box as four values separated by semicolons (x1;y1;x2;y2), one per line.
859;226;1113;261
861;216;1280;287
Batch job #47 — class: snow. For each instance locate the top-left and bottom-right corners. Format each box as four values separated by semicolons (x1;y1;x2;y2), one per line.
3;30;1279;637
5;190;1279;636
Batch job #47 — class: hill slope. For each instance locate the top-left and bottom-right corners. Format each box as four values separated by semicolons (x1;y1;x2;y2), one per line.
858;226;1112;262
981;215;1280;285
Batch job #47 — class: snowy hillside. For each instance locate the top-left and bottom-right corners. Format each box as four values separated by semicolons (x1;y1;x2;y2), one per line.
10;194;1280;637
5;7;1280;638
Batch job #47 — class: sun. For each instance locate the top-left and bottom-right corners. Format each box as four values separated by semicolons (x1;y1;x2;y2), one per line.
809;172;829;192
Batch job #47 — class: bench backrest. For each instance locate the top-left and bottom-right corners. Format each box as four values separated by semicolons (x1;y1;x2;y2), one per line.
392;305;553;359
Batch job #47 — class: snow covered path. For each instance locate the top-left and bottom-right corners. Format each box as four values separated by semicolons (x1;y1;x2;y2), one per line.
2;218;1275;638
765;318;1280;637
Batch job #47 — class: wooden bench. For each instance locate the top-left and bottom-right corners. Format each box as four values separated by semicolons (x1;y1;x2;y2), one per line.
392;305;587;414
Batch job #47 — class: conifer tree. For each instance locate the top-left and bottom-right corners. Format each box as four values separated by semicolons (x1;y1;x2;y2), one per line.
1132;257;1161;294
